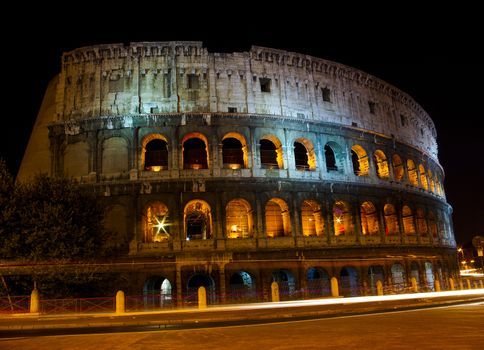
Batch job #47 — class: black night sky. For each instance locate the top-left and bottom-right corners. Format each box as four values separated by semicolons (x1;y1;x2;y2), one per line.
2;6;482;245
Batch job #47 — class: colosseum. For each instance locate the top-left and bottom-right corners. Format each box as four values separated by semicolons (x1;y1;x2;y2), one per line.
18;41;458;304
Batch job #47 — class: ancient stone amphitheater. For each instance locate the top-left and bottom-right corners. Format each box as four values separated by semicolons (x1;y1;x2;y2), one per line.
19;41;457;304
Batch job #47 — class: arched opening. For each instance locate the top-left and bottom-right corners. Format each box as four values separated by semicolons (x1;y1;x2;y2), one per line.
186;273;216;305
416;208;428;236
141;134;169;171
407;159;418;186
368;266;385;295
428;211;438;238
424;262;435;291
260;136;283;169
294;138;316;171
391;263;406;292
374;150;389;179
229;271;256;302
410;261;421;289
143;276;173;309
143;202;170;242
324;144;338;171
183;137;208;169
340;267;360;297
301;200;324;236
333;201;353;236
419;164;429;190
384;204;399;235
265;198;291;237
184;200;212;240
392;154;404;182
222;134;247;169
360;201;379;235
294;141;309;170
226;198;253;238
351;145;369;176
272;269;296;300
325;142;345;173
306;267;330;297
144;139;168;171
402;205;416;235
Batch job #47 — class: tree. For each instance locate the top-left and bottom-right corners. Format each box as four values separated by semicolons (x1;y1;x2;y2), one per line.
0;166;115;298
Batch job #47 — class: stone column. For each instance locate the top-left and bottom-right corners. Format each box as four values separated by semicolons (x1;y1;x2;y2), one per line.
30;288;39;314
271;281;280;302
331;277;339;297
116;290;125;314
198;287;207;309
176;265;183;307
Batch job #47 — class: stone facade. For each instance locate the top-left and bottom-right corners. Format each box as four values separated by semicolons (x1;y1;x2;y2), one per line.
18;42;457;303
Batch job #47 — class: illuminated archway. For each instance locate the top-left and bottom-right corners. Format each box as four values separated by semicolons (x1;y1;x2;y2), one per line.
143;276;173;308
260;135;284;169
143;201;170;242
333;201;353;236
301;200;324;236
419;164;428;190
141;134;169;171
184;199;212;240
294;138;316;171
360;201;379;235
384;204;399;235
373;150;389;179
182;132;209;169
226;198;253;238
265;198;291;237
222;132;248;169
351;145;369;176
402;205;416;235
392;154;404;182
407;159;418;186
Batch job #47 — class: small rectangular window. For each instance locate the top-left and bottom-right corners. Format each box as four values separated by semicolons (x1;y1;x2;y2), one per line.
322;87;331;102
228;107;237;113
187;74;199;89
400;114;406;126
352;122;358;127
260;78;271;92
368;101;376;114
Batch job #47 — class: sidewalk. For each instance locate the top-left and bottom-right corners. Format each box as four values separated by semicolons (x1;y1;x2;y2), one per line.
1;289;483;333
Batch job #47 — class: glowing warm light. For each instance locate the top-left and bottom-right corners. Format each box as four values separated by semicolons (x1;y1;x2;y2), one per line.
229;164;241;170
199;289;484;312
335;217;342;224
151;166;161;172
231;225;238;232
457;248;463;252
152;215;169;234
460;269;484;277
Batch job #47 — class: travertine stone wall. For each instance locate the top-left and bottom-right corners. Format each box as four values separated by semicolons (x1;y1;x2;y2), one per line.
55;42;438;159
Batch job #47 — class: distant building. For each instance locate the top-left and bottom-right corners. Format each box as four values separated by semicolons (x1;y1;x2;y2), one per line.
18;42;457;303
